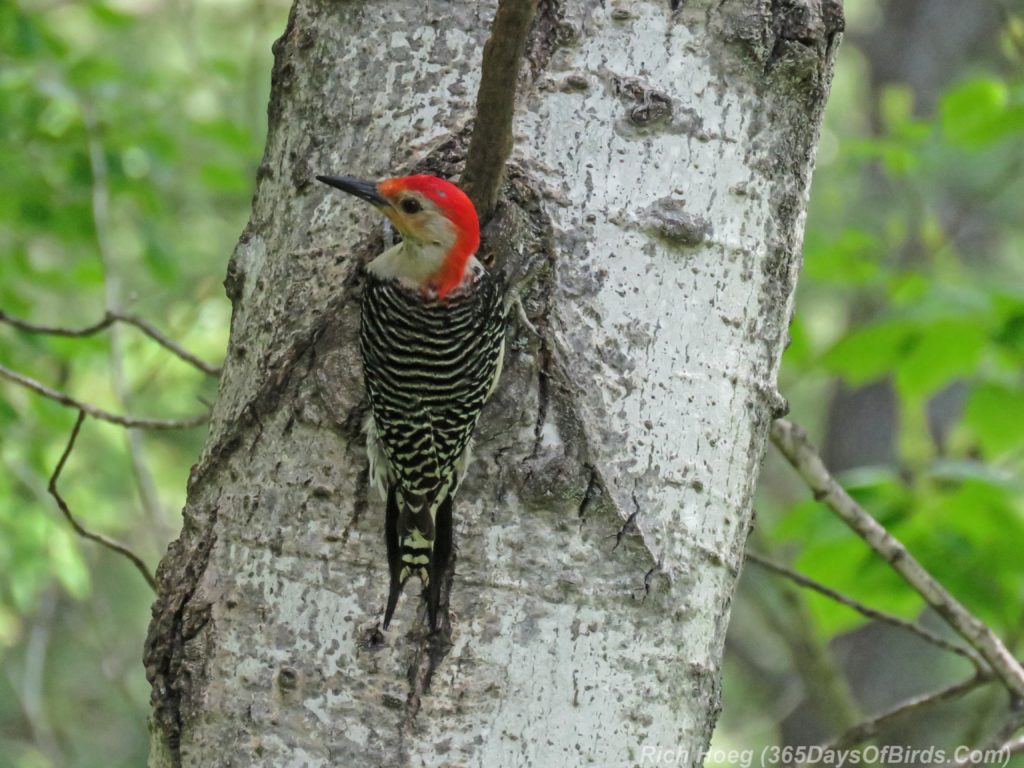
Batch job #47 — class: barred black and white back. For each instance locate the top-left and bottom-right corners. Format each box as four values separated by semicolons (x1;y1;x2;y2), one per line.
360;261;506;629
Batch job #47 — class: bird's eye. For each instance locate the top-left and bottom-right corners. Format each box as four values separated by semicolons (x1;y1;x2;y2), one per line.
400;198;422;214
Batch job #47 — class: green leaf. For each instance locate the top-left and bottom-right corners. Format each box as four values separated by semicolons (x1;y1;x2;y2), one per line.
992;293;1024;360
894;318;988;398
796;537;922;636
37;96;80;138
803;229;881;286
880;84;915;132
822;319;915;385
0;604;21;648
89;2;136;29
964;384;1024;456
195;118;252;151
888;272;930;305
940;78;1024;148
49;528;91;599
199;162;249;194
781;313;811;368
900;479;1024;627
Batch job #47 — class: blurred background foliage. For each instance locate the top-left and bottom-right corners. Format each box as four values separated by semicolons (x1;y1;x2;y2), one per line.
0;0;1022;765
0;0;288;765
718;0;1024;759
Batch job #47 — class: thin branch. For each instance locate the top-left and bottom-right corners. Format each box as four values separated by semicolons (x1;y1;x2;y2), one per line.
461;0;539;222
0;309;221;377
771;419;1024;698
826;673;992;750
0;310;113;337
746;551;987;669
999;735;1024;759
953;708;1024;767
745;555;863;733
47;412;156;592
115;312;221;377
0;363;209;430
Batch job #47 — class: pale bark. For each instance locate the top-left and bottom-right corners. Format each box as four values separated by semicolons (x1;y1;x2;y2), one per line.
145;1;843;765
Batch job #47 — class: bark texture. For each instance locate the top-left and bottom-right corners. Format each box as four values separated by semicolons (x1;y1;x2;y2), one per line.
145;1;843;765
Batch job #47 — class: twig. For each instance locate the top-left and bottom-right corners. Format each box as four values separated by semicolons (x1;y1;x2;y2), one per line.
953;708;1024;767
117;312;221;377
0;309;221;377
461;0;539;222
771;419;1024;698
0;363;209;430
745;556;863;733
746;551;987;669
826;674;992;750
999;735;1024;758
47;412;156;592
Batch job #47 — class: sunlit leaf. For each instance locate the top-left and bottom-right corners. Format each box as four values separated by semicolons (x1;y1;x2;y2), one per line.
894;318;987;398
964;384;1024;456
803;229;881;286
49;527;91;599
822;319;915;385
941;78;1024;148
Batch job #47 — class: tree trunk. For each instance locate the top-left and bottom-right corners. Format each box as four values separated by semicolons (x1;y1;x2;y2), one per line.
144;1;843;765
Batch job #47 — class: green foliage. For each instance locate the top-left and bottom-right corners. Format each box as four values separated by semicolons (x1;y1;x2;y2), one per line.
718;10;1024;753
760;1;1024;663
965;383;1024;455
940;77;1024;149
3;0;1024;762
0;0;289;764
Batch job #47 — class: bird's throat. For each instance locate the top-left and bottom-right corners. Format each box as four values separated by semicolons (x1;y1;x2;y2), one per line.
367;238;474;298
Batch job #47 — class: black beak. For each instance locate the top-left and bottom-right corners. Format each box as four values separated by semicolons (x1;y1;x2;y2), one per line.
316;175;390;207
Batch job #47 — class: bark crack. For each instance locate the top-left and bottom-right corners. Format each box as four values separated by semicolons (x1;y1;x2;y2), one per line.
612;490;642;553
399;597;456;753
530;324;553;456
144;523;217;766
576;464;602;522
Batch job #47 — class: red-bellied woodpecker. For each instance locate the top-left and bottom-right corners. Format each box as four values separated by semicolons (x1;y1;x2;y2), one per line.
317;173;506;631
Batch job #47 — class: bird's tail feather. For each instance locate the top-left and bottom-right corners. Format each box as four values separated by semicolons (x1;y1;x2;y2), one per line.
382;486;454;632
427;493;453;632
383;485;403;629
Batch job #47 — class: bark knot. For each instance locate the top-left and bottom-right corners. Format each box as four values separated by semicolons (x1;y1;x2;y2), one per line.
641;197;713;248
613;74;674;127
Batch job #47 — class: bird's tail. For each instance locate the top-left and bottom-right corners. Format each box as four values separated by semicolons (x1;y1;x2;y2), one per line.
383;486;454;631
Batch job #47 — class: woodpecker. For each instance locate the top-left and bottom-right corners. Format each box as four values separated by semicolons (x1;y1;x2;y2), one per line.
317;172;506;631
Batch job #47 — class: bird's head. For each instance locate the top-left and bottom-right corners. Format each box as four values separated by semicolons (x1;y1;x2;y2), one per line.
317;173;480;299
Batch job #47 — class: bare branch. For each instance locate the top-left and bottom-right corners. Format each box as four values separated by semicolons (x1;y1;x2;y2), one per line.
746;551;987;669
826;674;992;750
0;363;209;430
47;411;156;592
116;312;221;377
0;310;113;337
0;309;222;377
771;419;1024;698
461;0;539;222
953;708;1024;767
999;735;1024;758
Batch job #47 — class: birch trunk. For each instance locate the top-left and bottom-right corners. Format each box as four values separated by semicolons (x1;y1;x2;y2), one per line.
145;1;843;765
